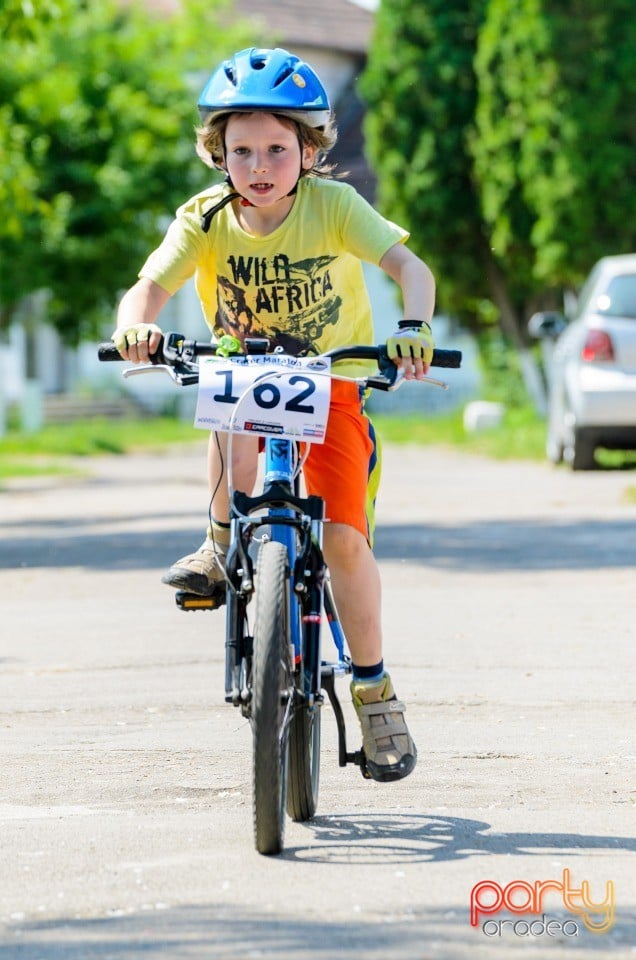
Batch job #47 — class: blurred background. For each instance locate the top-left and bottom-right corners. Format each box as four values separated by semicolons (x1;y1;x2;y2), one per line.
1;0;635;466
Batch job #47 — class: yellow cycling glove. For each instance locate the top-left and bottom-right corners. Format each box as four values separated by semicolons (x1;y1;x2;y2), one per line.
112;323;162;354
386;320;434;365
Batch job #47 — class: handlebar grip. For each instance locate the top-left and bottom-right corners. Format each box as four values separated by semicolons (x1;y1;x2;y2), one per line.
97;341;165;363
431;349;462;369
98;342;124;361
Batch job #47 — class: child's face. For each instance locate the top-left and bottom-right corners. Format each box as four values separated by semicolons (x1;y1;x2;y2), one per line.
224;113;315;208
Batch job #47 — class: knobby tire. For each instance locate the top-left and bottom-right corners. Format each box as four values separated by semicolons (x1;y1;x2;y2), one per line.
287;705;321;822
252;540;292;855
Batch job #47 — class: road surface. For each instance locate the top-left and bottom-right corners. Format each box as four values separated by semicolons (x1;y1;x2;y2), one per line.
0;443;634;958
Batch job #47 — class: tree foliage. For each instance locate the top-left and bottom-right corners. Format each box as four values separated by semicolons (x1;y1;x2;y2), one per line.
0;0;248;342
360;0;489;325
361;0;636;347
473;0;636;288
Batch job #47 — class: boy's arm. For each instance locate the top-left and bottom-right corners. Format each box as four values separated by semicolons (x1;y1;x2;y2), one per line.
113;277;171;363
379;243;436;379
379;242;436;326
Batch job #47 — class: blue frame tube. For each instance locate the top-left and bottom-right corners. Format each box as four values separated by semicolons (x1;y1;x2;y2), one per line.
263;437;302;658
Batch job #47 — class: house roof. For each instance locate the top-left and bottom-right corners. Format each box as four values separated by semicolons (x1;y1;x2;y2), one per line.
231;0;377;200
139;0;378;199
234;0;374;55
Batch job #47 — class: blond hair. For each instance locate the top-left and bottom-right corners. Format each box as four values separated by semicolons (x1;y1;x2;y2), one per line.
195;111;338;177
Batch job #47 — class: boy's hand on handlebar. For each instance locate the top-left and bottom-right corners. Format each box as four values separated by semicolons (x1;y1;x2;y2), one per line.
112;323;163;363
386;320;434;380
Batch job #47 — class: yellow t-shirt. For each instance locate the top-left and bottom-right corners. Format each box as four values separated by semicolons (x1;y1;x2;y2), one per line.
139;177;408;376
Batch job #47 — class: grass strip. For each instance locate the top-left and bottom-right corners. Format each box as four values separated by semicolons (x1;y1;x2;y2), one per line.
0;416;202;458
3;408;636;483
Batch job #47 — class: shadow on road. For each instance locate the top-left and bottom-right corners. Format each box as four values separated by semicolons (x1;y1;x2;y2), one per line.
1;902;634;960
0;816;632;957
2;518;636;572
1;848;634;960
374;518;636;570
286;813;636;864
0;523;200;572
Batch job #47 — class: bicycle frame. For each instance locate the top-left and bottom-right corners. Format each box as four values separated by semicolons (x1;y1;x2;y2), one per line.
225;432;338;713
97;332;462;781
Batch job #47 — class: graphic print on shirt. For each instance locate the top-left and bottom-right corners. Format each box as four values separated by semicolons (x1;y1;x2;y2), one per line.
216;252;342;355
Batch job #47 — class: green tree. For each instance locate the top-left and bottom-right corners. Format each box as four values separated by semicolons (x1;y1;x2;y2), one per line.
1;0;67;40
472;0;636;290
0;0;247;342
361;0;636;365
360;0;495;328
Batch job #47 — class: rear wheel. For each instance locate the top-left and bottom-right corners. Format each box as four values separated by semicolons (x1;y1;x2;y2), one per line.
287;705;321;821
252;541;293;855
562;401;597;471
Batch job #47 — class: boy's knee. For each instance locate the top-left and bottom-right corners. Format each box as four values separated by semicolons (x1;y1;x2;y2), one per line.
324;523;369;565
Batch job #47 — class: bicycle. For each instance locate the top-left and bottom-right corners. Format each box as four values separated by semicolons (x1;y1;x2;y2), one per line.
98;333;461;855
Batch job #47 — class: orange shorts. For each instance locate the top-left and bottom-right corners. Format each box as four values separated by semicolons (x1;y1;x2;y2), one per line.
302;380;381;545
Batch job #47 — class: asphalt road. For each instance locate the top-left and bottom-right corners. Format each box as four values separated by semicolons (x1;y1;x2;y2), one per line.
0;443;634;959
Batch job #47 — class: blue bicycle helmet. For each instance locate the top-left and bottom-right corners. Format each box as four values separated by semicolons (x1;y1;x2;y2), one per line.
197;47;331;127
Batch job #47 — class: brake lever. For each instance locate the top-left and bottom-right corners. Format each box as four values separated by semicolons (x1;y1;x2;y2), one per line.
367;368;448;392
122;364;198;386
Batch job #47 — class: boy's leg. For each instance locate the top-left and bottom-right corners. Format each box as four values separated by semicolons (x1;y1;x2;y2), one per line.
323;523;382;666
162;432;258;594
206;431;259;522
323;522;417;783
303;387;417;781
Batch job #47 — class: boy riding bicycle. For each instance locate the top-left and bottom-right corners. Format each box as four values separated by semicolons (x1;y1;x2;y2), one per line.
113;47;436;783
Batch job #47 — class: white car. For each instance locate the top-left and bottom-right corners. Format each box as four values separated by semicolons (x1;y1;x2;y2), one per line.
530;254;636;469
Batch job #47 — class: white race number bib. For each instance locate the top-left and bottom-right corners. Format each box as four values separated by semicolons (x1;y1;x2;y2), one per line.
194;354;331;443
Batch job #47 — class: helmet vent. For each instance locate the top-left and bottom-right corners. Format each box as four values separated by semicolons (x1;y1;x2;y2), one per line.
197;48;331;120
273;65;295;87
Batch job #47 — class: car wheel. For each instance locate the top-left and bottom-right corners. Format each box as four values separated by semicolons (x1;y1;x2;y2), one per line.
546;425;564;464
566;428;597;471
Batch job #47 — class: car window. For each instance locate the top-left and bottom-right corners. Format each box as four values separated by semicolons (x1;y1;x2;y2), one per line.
594;274;636;319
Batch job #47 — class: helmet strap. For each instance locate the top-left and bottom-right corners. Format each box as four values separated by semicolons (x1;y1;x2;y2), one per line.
200;189;241;233
200;173;299;233
210;122;306;215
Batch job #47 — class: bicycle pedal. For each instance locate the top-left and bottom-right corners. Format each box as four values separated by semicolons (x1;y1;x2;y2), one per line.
352;749;371;780
175;588;226;611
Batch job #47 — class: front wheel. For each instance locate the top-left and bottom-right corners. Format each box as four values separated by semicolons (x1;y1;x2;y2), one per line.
252;540;293;855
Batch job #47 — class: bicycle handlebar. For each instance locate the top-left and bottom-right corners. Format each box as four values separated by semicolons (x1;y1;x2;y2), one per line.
322;343;462;369
97;334;462;370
